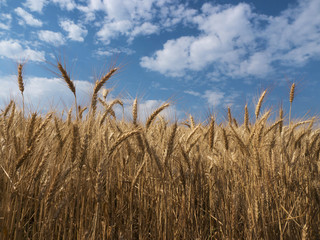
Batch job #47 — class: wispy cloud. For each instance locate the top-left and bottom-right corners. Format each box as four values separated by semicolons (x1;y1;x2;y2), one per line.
0;13;11;30
140;0;320;79
38;30;66;46
14;7;43;27
60;19;88;42
0;39;45;61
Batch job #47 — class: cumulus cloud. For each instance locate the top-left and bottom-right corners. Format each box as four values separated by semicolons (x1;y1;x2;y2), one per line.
141;36;195;77
140;0;320;79
24;0;47;12
0;13;11;30
60;19;88;42
0;39;45;62
14;7;43;27
38;30;66;46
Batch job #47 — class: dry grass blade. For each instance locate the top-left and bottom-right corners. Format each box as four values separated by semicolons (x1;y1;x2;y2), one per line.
145;103;169;130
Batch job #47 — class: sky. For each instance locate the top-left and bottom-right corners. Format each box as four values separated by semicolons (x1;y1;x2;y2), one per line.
0;0;320;123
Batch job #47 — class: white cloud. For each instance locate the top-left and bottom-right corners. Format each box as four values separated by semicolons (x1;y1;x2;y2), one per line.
140;0;320;79
52;0;76;11
130;22;159;41
14;7;43;27
60;19;88;42
140;36;195;77
97;19;132;43
24;0;47;12
81;0;194;43
0;75;93;111
184;90;201;97
0;13;11;30
96;47;135;56
38;30;65;46
0;39;45;62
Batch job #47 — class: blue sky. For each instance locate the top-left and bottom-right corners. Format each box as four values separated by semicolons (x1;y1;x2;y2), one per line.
0;0;319;122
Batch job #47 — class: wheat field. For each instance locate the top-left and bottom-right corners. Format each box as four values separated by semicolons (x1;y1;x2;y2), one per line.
0;63;320;239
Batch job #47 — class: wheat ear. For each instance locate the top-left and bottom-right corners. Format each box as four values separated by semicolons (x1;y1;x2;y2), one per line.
228;107;232;126
132;98;138;126
208;116;215;150
255;90;266;119
91;68;117;115
18;63;25;115
145;103;170;130
57;62;78;118
244;104;249;131
289;83;295;125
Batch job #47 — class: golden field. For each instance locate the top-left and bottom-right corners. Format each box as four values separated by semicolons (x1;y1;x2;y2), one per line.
0;63;319;239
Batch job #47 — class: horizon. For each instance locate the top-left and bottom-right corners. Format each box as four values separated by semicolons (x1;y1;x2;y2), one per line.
0;0;320;123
